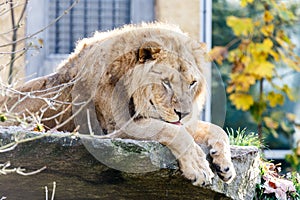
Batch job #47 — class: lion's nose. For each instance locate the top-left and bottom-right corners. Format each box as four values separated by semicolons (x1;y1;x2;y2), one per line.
174;109;189;120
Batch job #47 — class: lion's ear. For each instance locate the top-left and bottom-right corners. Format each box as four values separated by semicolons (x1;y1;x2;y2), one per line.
138;41;161;63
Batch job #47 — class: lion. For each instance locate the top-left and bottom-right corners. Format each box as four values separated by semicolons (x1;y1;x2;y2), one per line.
1;23;236;186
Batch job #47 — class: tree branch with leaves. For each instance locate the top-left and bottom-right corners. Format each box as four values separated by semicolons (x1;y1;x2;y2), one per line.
210;0;300;141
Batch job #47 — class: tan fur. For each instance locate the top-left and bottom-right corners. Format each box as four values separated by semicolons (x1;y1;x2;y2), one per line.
1;23;235;185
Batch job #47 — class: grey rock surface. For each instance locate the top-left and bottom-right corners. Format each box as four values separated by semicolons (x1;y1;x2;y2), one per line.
0;126;260;200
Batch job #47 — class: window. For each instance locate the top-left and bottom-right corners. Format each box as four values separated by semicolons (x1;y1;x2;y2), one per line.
26;0;154;78
48;0;131;54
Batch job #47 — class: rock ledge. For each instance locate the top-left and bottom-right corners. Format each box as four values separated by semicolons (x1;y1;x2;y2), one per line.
0;127;260;200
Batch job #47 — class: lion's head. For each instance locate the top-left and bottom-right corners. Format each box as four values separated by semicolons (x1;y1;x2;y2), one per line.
128;41;207;126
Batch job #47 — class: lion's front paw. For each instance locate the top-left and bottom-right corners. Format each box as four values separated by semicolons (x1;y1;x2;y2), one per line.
178;143;214;186
210;148;236;183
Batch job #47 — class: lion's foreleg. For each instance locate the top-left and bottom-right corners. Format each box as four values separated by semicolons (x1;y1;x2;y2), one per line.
121;119;214;186
187;121;236;183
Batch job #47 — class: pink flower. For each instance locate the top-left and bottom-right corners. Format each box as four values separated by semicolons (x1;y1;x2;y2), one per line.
263;174;296;200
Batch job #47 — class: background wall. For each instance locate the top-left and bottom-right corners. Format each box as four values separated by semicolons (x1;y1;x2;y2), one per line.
155;0;200;40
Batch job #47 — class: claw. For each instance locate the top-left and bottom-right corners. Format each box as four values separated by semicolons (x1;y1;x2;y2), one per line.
192;177;197;183
226;175;232;182
192;174;200;186
210;149;217;155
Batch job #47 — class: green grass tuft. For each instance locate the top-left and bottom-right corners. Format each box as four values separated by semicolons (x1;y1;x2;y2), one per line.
227;127;262;148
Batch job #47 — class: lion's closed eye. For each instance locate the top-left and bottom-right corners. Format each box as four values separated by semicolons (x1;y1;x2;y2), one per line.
190;80;197;89
162;79;171;90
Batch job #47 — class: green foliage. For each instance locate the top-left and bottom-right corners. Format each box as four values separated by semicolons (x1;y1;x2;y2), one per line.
291;172;300;194
211;0;300;139
286;148;300;172
227;127;262;147
0;114;7;122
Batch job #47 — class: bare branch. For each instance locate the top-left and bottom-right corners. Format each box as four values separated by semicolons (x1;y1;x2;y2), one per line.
16;165;46;176
51;96;93;131
0;133;47;152
86;109;94;136
51;182;56;200
5;47;27;77
0;1;25;16
0;161;46;176
8;0;17;84
7;0;27;84
45;186;48;200
16;0;28;26
41;102;72;122
0;47;26;54
0;142;18;153
0;0;80;48
0;25;22;35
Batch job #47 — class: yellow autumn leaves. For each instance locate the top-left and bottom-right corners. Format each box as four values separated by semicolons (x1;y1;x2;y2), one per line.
225;37;277;111
226;16;254;37
240;0;254;8
210;2;299;113
229;93;254;111
226;11;274;38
